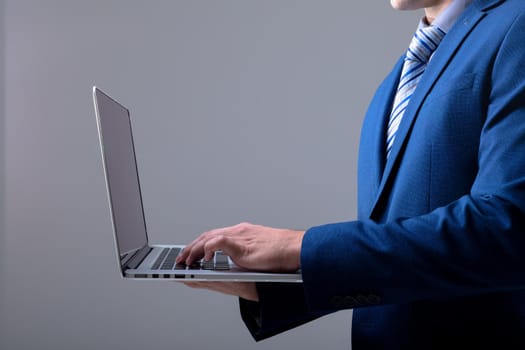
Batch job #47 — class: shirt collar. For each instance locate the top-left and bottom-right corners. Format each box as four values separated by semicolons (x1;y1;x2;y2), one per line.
418;0;474;33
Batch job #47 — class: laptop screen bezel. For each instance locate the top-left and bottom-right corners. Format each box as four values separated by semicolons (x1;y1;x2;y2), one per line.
93;86;150;275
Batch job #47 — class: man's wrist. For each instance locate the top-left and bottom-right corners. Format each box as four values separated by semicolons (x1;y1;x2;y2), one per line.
291;230;305;271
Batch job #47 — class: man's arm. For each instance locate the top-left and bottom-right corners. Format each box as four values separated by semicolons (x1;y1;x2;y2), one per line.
178;223;326;340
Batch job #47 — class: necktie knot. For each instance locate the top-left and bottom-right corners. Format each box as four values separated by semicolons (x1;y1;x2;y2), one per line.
406;26;446;64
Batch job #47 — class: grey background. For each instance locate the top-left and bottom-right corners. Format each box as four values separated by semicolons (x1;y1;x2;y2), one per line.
0;1;420;349
0;0;4;344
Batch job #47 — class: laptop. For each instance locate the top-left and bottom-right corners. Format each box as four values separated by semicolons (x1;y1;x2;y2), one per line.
93;86;302;282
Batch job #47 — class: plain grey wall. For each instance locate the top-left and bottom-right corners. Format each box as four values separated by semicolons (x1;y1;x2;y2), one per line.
2;1;420;349
0;0;5;344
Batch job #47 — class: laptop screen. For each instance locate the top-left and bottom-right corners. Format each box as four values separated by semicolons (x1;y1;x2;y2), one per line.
94;88;148;257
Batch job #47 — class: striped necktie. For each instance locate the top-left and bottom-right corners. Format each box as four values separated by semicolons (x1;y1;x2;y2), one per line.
385;25;446;159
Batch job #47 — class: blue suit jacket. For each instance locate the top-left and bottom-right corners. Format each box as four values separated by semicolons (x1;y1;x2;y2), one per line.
240;0;525;348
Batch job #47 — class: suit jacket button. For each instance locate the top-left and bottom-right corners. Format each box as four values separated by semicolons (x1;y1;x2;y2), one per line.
367;294;381;305
356;294;368;306
343;296;358;308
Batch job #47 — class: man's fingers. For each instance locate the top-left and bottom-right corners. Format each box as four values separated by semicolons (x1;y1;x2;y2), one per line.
182;281;259;301
177;238;198;264
177;226;233;264
176;230;214;264
203;235;229;261
183;281;208;289
177;223;254;266
184;240;206;265
183;281;229;295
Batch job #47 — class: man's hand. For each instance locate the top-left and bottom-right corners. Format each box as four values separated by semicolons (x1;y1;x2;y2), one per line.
183;281;259;302
176;222;305;272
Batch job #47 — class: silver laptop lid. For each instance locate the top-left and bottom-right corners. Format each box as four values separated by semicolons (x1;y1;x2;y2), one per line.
93;87;149;267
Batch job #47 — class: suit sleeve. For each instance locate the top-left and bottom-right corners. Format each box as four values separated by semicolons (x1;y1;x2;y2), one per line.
301;12;525;314
239;283;328;341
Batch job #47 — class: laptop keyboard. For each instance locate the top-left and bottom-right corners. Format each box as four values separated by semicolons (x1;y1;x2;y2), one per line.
151;247;231;271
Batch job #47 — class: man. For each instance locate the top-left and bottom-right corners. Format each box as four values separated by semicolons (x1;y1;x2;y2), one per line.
178;0;525;348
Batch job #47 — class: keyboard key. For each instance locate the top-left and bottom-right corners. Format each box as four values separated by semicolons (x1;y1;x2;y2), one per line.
174;263;187;270
201;259;215;270
152;248;169;270
214;253;230;270
160;248;181;270
168;251;232;271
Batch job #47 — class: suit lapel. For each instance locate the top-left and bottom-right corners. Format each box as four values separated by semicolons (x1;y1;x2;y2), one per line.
364;57;404;200
368;1;494;218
